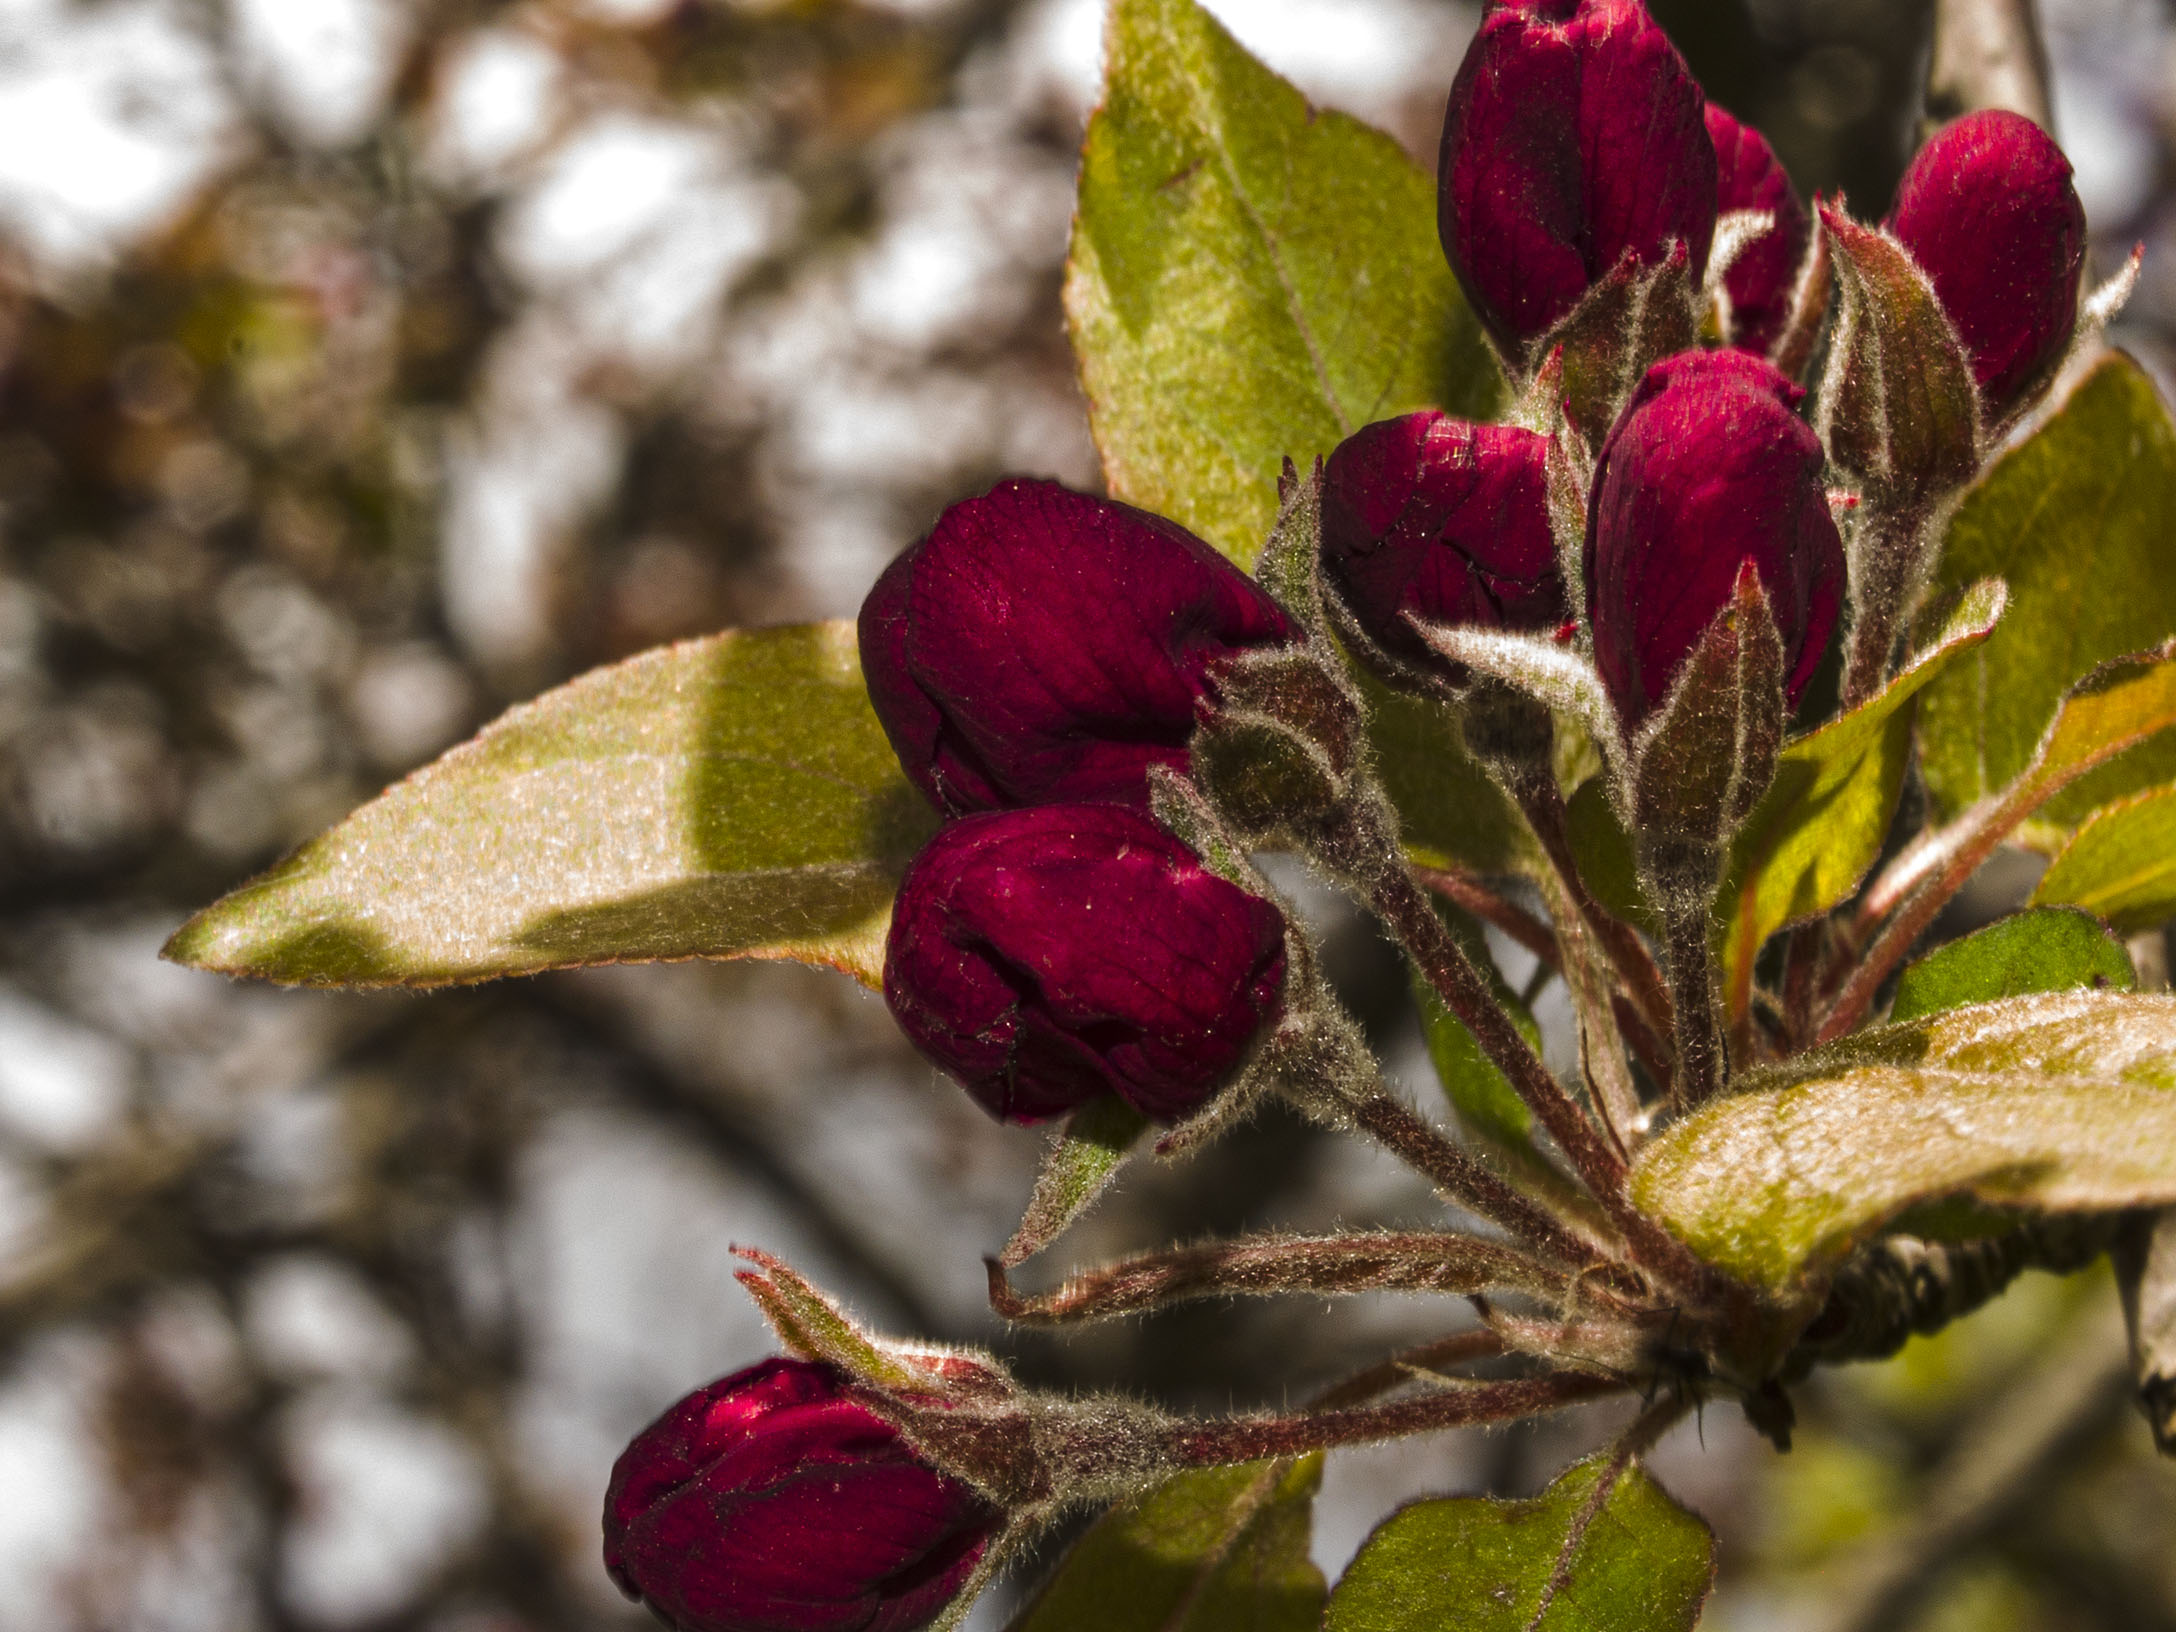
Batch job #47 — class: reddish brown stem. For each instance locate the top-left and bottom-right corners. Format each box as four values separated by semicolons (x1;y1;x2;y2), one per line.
1354;825;1726;1303
1362;838;1627;1202
1414;866;1560;969
1167;1370;1626;1465
1661;887;1727;1112
1781;919;1825;1051
1818;785;2041;1041
1306;1331;1511;1410
986;1230;1566;1326
1612;992;1673;1094
1345;1092;1609;1277
1513;770;1676;1049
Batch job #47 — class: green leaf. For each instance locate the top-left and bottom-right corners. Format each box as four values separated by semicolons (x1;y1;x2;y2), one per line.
1323;1456;1714;1632
1919;352;2176;828
1717;581;2004;1009
1011;1459;1326;1632
1984;642;2176;842
999;1096;1152;1268
2032;784;2176;932
1633;990;2176;1292
163;623;935;989
1065;0;1501;568
1889;907;2135;1024
1565;774;1651;930
1412;906;1538;1151
732;1246;931;1394
1359;667;1529;875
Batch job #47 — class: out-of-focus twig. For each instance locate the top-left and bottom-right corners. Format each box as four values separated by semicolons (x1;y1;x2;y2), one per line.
1925;0;2053;130
1800;1291;2132;1632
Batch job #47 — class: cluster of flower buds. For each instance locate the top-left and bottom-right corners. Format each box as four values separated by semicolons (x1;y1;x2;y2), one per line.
601;3;2121;1625
860;478;1295;1128
1414;0;2098;745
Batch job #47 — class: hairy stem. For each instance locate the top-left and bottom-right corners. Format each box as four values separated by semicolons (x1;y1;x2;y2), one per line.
1306;1330;1511;1410
986;1231;1569;1326
1346;809;1736;1305
1661;897;1726;1112
1343;1091;1607;1275
1259;973;1607;1272
1166;1369;1626;1466
1840;505;1934;711
1512;767;1676;1053
1819;783;2035;1040
1344;807;1629;1203
1531;856;1643;1157
1642;839;1728;1114
1781;919;1825;1052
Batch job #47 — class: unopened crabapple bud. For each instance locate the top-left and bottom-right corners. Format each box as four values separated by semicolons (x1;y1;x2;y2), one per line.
1706;105;1809;355
1438;0;1717;361
884;804;1286;1124
1584;349;1845;731
1888;109;2086;414
603;1358;1001;1632
1319;412;1565;684
858;479;1296;817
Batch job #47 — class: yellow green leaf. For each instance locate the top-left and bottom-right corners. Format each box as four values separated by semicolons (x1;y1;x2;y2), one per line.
1919;352;2176;828
163;622;934;989
2032;784;2176;932
1066;0;1501;568
1634;991;2176;1292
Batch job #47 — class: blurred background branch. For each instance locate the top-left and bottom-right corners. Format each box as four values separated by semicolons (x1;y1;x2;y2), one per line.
1928;0;2055;127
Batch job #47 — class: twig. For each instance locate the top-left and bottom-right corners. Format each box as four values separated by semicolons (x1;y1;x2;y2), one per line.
1355;826;1628;1203
1342;1090;1612;1276
1926;0;2054;130
1799;1291;2129;1632
1513;771;1676;1052
1659;878;1729;1113
1354;845;1738;1309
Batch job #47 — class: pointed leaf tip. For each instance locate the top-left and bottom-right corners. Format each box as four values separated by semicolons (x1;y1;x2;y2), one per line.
164;622;933;991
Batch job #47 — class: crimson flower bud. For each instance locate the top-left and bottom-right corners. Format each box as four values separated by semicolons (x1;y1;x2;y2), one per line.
884;805;1286;1124
1888;109;2086;413
1439;0;1717;360
1584;349;1845;730
859;479;1296;817
1706;105;1809;355
604;1358;1000;1632
1319;412;1565;682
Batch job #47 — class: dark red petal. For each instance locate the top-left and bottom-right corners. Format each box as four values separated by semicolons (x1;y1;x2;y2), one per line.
1440;0;1717;355
857;480;1295;817
884;806;1286;1125
1705;104;1809;354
